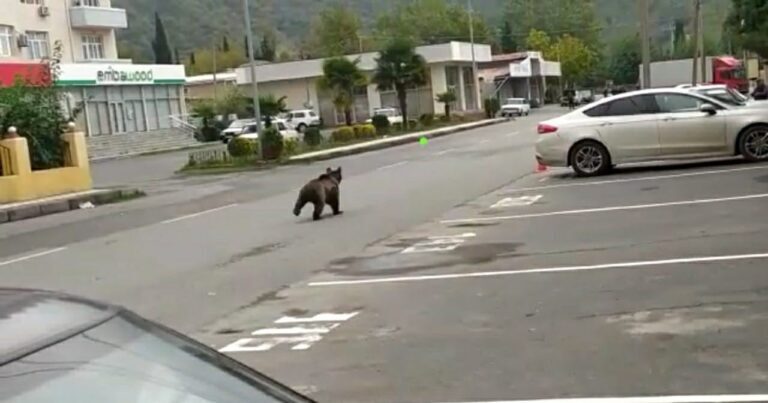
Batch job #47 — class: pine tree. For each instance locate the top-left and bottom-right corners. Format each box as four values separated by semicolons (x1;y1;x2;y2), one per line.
260;33;276;62
174;48;180;64
190;51;196;65
244;35;250;59
152;13;173;64
222;35;230;52
500;20;516;52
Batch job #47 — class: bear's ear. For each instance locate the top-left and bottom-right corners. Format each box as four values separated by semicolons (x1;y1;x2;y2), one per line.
326;167;332;173
336;167;342;173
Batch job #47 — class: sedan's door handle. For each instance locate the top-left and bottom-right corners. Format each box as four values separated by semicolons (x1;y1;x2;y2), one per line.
600;122;613;127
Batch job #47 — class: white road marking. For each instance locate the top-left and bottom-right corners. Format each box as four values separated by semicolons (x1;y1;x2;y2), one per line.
219;311;359;353
275;312;359;323
441;193;768;225
491;195;543;208
507;165;768;193
308;252;768;287
251;324;339;336
506;131;520;137
377;161;408;171
478;139;490;144
161;203;239;224
0;247;67;268
434;148;457;156
538;177;550;183
401;233;476;254
441;395;768;403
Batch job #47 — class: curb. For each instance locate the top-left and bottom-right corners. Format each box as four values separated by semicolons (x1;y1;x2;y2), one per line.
90;142;215;163
0;188;145;225
289;119;505;163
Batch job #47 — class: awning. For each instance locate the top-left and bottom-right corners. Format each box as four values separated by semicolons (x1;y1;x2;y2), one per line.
0;63;50;87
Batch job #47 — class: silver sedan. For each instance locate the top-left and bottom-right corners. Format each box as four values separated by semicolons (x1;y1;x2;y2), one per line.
536;88;768;176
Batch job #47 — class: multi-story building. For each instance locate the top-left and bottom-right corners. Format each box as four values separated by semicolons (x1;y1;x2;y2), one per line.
1;0;191;159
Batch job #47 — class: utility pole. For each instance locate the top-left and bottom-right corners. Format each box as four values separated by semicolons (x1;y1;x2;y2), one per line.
213;38;218;101
699;0;706;83
692;0;701;85
243;0;263;133
468;0;481;109
640;0;651;88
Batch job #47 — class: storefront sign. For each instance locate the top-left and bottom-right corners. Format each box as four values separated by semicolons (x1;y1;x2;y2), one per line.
57;63;185;86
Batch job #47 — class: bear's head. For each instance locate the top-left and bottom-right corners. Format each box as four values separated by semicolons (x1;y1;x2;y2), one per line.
326;167;342;183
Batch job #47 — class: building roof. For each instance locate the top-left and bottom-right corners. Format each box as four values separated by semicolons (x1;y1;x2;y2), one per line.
186;71;238;85
235;41;493;85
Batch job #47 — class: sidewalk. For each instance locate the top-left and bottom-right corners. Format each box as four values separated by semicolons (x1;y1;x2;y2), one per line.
0;188;143;224
290;118;505;162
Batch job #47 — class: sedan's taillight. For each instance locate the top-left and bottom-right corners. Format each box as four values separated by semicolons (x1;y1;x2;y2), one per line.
537;123;558;135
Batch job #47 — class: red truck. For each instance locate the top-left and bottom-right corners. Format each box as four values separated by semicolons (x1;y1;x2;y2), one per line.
639;56;749;93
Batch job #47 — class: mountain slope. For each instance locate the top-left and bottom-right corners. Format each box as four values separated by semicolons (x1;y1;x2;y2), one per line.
114;0;732;62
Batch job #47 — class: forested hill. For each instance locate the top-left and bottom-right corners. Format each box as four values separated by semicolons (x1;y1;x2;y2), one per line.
113;0;732;62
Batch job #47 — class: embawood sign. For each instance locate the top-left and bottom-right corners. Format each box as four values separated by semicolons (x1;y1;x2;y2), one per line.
56;64;185;86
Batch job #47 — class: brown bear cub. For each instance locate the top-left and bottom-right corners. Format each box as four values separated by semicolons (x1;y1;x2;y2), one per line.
293;167;343;221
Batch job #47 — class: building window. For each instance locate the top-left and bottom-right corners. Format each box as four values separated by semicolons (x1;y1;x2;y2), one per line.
20;0;44;4
79;0;101;6
0;26;13;57
81;35;104;60
27;31;49;59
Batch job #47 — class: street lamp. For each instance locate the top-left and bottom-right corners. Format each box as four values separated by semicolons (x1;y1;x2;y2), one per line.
242;0;263;133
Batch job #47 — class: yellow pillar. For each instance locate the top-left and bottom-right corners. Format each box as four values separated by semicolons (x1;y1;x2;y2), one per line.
0;131;32;177
61;125;90;169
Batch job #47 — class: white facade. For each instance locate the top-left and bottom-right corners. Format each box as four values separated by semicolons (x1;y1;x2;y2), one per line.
1;0;126;64
234;42;493;126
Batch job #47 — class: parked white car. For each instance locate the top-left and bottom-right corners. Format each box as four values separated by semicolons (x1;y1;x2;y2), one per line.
285;109;321;132
500;98;531;117
536;88;768;176
366;107;404;125
238;119;301;141
220;119;257;140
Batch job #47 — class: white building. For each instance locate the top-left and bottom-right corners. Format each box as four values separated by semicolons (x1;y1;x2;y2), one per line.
479;52;562;105
234;42;492;126
1;0;189;158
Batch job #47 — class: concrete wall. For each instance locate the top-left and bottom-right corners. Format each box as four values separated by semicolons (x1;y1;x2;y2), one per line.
186;81;238;100
239;79;320;112
431;64;448;115
0;130;92;203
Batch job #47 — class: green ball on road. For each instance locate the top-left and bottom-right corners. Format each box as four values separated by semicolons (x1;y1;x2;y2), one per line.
419;136;429;146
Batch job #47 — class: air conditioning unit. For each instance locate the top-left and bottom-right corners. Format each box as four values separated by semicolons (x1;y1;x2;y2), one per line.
17;34;29;48
38;6;50;17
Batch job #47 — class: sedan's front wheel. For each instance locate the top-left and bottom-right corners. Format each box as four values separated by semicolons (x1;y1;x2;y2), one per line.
739;125;768;162
570;141;611;177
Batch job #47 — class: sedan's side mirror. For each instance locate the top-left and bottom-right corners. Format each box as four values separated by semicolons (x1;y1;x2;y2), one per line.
700;103;717;115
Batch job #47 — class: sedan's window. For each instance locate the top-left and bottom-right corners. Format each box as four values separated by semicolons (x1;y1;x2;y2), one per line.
655;94;703;113
277;122;287;130
585;96;655;117
293;112;305;118
0;316;302;403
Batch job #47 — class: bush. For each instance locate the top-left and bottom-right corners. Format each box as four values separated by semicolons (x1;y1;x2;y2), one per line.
201;125;221;142
331;126;355;143
227;137;257;157
261;126;284;160
371;114;390;134
484;98;501;118
419;113;435;127
303;126;322;147
391;122;403;132
356;124;376;139
283;138;301;156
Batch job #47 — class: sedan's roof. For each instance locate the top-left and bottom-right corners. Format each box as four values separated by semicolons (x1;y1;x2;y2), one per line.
0;289;119;364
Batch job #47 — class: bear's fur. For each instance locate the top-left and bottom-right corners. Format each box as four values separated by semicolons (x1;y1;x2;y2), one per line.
293;167;343;220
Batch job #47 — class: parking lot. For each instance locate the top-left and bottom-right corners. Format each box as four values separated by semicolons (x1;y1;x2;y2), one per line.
193;159;768;403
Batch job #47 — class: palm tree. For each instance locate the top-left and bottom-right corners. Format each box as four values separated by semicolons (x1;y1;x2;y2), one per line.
373;38;428;130
319;57;366;126
436;90;457;119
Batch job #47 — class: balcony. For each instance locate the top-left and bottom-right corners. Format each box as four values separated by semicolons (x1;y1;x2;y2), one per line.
69;6;128;30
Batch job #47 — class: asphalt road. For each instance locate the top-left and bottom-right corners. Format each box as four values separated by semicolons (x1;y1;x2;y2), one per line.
3;106;768;403
0;110;558;333
195;160;768;402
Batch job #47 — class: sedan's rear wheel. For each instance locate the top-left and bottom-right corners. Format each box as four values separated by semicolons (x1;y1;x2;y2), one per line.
740;126;768;161
570;141;610;177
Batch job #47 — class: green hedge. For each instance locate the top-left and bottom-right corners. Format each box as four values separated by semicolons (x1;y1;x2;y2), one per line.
331;126;355;143
227;137;257;157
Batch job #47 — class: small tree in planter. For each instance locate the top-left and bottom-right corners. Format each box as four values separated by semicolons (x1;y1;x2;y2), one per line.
436;90;457;120
261;126;284;160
